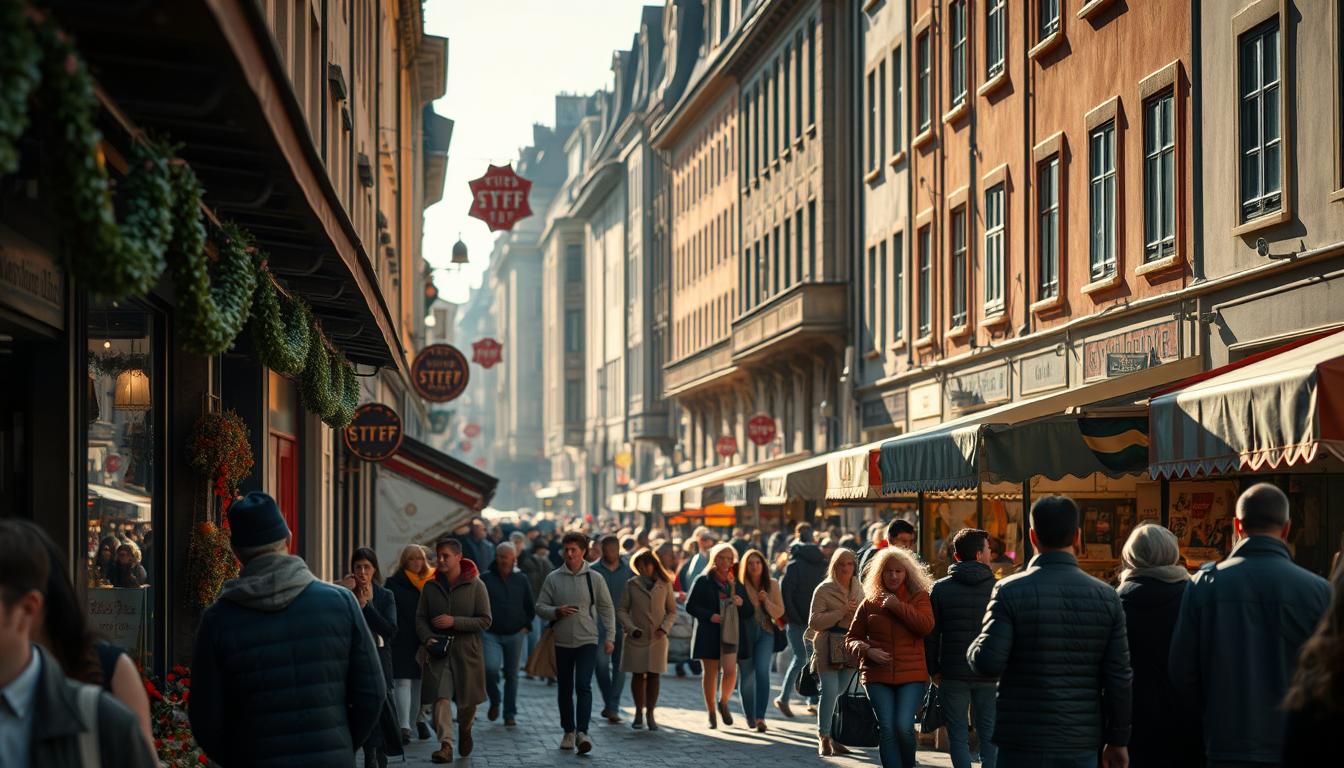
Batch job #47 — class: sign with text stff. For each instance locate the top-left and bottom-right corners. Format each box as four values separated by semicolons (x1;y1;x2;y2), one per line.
411;344;470;402
467;164;533;232
343;404;403;462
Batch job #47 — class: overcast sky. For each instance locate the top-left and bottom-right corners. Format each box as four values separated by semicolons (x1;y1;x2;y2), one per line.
422;0;655;305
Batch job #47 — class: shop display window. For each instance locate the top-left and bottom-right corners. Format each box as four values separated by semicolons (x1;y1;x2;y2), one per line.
1168;480;1238;567
85;300;159;669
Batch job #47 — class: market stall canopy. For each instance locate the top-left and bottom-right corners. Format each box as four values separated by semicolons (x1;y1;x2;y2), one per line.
88;483;152;522
826;438;899;501
663;453;810;512
758;453;828;505
1150;329;1344;478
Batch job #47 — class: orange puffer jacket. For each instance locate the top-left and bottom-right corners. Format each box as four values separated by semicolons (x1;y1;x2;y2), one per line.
845;585;935;686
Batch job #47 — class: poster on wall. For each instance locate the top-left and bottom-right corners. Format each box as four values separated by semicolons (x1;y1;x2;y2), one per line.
926;499;978;569
1169;481;1238;565
86;587;145;652
1079;500;1130;561
374;465;474;579
981;499;1023;572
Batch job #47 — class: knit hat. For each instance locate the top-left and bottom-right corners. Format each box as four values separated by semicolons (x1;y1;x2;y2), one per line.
228;492;290;550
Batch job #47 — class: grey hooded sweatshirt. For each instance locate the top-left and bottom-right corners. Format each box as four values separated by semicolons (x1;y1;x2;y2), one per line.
535;560;616;649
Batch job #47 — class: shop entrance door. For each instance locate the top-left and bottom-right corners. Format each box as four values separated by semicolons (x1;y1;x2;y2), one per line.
270;433;299;554
0;324;33;519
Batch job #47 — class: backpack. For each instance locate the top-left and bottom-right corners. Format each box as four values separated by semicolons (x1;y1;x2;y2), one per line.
77;683;102;768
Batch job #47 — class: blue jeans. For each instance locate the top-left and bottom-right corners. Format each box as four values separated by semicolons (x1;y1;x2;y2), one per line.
737;629;777;723
940;679;998;768
866;681;926;768
594;631;625;711
555;644;597;734
816;667;857;737
780;623;819;705
525;615;542;661
996;751;1096;768
483;631;525;718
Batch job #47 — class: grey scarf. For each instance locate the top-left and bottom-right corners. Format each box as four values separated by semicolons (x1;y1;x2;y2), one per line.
716;577;739;648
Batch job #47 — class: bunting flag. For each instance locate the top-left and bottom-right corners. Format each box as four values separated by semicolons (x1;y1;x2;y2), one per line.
1078;417;1149;473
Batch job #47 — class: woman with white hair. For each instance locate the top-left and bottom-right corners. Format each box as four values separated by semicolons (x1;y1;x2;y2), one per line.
1116;522;1202;767
686;541;754;728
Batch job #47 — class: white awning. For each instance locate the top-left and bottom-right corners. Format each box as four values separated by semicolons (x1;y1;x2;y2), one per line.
88;484;151;522
825;438;891;500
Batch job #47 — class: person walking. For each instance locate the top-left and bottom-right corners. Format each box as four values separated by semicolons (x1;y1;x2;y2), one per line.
519;540;551;662
341;547;399;768
592;534;629;723
386;544;434;743
967;496;1131;768
678;526;718;589
687;542;754;729
1170;483;1330;767
480;542;534;727
535;532;616;755
807;547;864;756
617;548;678;731
416;538;492;764
1281;564;1344;767
189;493;385;768
1114;523;1202;768
737;549;785;732
846;546;934;768
925;528;998;768
775;523;826;717
0;519;158;768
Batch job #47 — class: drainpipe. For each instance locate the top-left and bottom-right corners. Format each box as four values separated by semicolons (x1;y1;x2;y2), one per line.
847;0;864;446
1021;0;1033;337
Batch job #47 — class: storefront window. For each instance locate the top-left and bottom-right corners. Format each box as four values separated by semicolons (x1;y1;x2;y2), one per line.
85;300;157;669
1169;480;1238;567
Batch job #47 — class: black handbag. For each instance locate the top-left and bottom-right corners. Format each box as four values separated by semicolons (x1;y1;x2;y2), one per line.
772;625;789;654
425;634;454;660
919;682;946;734
795;657;821;698
830;674;880;748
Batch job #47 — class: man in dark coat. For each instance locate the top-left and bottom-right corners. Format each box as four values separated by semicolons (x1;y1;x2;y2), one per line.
926;527;997;768
591;535;629;723
1169;483;1331;767
967;496;1131;768
480;542;534;726
0;519;156;768
859;519;918;577
774;525;827;716
189;493;385;768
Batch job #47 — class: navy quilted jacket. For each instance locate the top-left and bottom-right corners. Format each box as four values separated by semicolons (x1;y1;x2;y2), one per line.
967;550;1132;754
189;554;385;767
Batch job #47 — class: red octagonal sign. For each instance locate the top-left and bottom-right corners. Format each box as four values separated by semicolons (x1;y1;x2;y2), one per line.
467;164;533;232
747;413;777;446
471;338;503;369
716;435;738;457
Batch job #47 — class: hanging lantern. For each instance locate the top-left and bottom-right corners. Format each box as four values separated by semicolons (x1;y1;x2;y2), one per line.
114;369;151;411
451;238;469;265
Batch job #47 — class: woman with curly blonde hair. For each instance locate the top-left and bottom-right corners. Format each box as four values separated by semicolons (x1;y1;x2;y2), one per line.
845;546;934;767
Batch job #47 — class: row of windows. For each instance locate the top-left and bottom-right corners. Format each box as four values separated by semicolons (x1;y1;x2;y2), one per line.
674;207;736;290
674;118;735;214
741;201;816;313
742;16;817;186
673;292;733;359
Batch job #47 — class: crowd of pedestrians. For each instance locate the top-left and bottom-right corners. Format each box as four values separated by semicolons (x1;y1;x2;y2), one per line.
5;481;1342;767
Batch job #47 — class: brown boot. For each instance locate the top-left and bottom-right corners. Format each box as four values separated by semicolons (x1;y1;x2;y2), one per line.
831;739;851;755
431;742;453;764
817;735;833;756
458;725;474;757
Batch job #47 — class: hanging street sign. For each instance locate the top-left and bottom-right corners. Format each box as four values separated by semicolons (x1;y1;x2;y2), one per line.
467;164;533;232
747;413;777;446
716;435;738;457
463;422;482;438
471;338;503;369
343;403;403;462
473;457;487;469
459;440;473;453
411;344;470;402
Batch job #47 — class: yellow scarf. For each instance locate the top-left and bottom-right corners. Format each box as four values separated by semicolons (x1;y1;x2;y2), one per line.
406;569;433;590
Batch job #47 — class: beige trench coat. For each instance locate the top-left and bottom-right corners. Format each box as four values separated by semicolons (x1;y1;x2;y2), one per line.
806;577;864;671
616;576;677;674
415;568;492;708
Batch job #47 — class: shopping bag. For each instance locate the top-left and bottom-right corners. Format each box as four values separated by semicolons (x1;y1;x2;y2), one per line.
795;657;821;698
524;625;558;678
830;674;880;748
920;682;946;734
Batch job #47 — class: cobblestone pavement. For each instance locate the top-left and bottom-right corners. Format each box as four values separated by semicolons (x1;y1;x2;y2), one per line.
398;668;956;767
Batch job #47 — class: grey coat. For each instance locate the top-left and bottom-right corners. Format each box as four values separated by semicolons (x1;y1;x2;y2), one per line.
535;562;616;649
415;561;492;708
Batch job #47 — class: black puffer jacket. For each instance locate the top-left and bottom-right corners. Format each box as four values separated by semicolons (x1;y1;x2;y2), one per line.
780;542;827;626
967;551;1132;754
1117;576;1203;768
480;566;535;635
925;560;995;682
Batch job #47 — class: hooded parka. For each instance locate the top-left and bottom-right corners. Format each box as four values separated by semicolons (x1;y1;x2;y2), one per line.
415;559;492;708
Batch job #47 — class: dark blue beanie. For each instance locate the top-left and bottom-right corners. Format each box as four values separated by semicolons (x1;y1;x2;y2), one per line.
228;492;290;549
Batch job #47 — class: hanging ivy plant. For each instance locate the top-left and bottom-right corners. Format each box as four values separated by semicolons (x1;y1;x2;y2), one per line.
300;320;338;417
0;0;41;175
172;212;259;356
322;353;358;428
251;269;312;375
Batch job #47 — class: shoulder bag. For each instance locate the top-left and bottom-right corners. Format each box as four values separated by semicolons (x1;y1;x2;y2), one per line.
425;580;455;659
830;673;880;748
525;570;596;677
919;681;946;734
795;656;821;698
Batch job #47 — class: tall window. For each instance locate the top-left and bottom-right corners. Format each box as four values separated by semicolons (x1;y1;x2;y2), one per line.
774;58;782;159
564;309;582;353
892;233;905;340
1239;19;1281;221
1039;0;1060;39
808;200;817;276
878;60;887;162
783;219;792;286
807;19;816;125
950;207;968;327
1144;91;1176;261
984;184;1006;309
866;245;878;351
782;46;791;143
565;244;583;282
1038;155;1060;299
751;86;760;178
762;231;771;298
772;225;782;294
719;0;729;42
892;46;903;152
795;209;804;281
986;0;1006;78
867;69;878;171
917;32;932;132
795;31;805;138
950;0;968;107
764;71;773;163
877;239;887;351
917;226;932;336
1089;120;1118;280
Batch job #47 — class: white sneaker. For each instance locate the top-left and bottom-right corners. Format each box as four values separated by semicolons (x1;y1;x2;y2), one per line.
560;732;575;750
576;732;593;754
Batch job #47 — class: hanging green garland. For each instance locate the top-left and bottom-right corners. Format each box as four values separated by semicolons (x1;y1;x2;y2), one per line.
322;354;358;428
172;211;259;356
300;319;337;416
251;269;312;375
0;0;41;175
